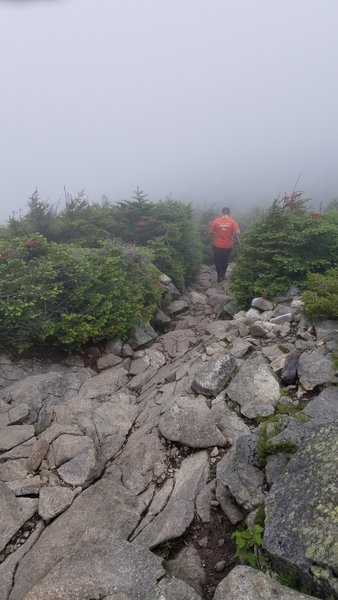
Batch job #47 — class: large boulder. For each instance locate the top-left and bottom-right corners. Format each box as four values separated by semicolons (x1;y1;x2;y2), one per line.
216;434;264;515
159;396;227;448
264;422;338;597
191;352;236;398
214;565;317;600
225;355;280;418
129;324;158;350
297;348;338;390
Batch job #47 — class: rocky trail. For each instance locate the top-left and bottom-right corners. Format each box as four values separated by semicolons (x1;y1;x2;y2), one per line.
0;265;337;600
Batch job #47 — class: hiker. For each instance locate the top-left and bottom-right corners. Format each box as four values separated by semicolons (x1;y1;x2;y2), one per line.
209;207;240;283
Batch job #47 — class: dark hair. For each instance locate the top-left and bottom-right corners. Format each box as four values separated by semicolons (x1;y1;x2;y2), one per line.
222;207;230;215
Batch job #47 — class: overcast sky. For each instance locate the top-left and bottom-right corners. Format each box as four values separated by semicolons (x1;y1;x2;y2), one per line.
1;0;338;223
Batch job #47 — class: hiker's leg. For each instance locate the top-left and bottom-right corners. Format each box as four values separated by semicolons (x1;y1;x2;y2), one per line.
223;248;232;276
213;247;223;282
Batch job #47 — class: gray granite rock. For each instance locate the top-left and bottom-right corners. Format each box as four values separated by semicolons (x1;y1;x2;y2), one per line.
146;578;201;600
9;476;141;600
191;352;236;398
0;482;37;552
129;323;158;350
216;434;264;512
7;476;44;496
252;298;274;311
303;387;338;422
0;425;35;452
57;447;100;487
225;355;280;418
116;431;166;495
281;350;300;385
38;486;76;521
26;438;49;472
167;544;206;596
97;353;123;370
22;535;164;600
50;433;94;468
159;396;227;448
153;309;171;327
105;337;123;355
167;300;189;315
272;303;294;318
134;452;209;548
297;348;338;390
0;521;44;600
195;479;215;523
1;371;87;415
210;398;251;446
264;423;338;597
214;566;317;600
265;453;289;486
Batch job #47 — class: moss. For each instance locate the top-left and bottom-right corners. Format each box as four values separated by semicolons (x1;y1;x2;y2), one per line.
256;420;297;465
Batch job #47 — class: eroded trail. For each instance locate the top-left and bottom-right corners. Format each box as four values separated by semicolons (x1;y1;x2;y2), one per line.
1;265;337;600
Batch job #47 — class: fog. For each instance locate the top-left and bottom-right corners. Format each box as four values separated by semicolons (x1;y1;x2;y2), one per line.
1;0;338;223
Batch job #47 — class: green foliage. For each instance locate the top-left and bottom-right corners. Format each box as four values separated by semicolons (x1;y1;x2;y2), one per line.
6;189;202;289
155;539;180;561
302;267;338;320
256;420;297;466
0;235;161;353
230;198;338;307
232;525;270;571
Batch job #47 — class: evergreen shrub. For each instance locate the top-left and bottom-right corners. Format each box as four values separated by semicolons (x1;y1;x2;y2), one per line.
230;200;338;307
303;267;338;320
0;235;161;353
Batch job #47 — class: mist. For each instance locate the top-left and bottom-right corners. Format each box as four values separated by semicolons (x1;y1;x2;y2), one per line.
1;0;338;223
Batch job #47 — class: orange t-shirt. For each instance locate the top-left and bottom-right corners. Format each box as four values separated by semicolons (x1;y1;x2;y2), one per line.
209;216;240;248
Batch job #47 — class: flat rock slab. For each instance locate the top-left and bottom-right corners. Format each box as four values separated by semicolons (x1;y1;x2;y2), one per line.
9;477;141;600
22;535;164;600
159;396;227;448
191;352;236;398
264;422;338;597
0;425;35;452
297;348;338;390
225;355;280;418
214;566;317;600
1;371;87;414
134;451;209;549
0;482;37;552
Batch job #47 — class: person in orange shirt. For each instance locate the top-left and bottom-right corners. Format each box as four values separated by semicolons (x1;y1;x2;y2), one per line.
209;207;240;283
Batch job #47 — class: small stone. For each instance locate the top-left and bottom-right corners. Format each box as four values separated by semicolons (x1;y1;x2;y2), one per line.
217;538;224;548
198;536;208;548
210;446;219;457
214;560;226;572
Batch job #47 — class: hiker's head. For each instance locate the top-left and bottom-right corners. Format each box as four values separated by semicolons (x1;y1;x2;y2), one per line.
222;207;230;216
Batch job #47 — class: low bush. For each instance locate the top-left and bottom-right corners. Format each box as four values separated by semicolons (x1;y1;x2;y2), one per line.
302;267;338;320
0;235;161;353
